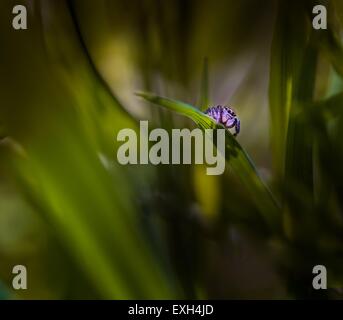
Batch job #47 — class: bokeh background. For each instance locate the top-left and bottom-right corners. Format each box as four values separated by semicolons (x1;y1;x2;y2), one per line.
1;0;343;299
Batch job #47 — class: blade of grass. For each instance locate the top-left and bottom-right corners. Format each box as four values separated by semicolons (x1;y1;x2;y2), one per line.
316;2;343;78
199;57;209;111
285;43;317;192
136;91;214;128
136;92;281;231
269;1;311;179
283;43;318;242
13;122;177;299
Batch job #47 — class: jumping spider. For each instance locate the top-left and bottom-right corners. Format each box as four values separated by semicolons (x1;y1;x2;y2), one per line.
205;105;240;136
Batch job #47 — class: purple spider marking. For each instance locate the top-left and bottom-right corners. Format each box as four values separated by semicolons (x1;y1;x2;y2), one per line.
205;105;240;136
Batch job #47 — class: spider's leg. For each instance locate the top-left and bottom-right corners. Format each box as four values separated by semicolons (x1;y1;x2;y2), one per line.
233;118;240;136
225;117;236;129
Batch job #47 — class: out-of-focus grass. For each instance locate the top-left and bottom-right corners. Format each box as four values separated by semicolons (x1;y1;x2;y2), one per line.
199;58;210;111
267;0;343;298
0;281;9;300
268;2;311;180
13;121;176;299
1;0;343;299
0;0;177;299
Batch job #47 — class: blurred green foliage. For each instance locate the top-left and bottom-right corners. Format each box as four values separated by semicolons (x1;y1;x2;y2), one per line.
1;0;343;299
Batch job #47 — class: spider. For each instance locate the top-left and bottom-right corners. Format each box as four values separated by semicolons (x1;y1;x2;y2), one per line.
205;105;240;136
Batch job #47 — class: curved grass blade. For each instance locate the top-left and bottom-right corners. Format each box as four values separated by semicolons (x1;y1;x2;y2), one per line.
13;126;177;299
136;91;214;129
136;92;281;231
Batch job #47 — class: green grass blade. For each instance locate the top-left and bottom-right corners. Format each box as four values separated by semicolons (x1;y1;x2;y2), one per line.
316;7;343;78
136;91;214;128
268;2;310;179
199;58;209;111
284;43;317;192
13;125;177;299
136;92;281;230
